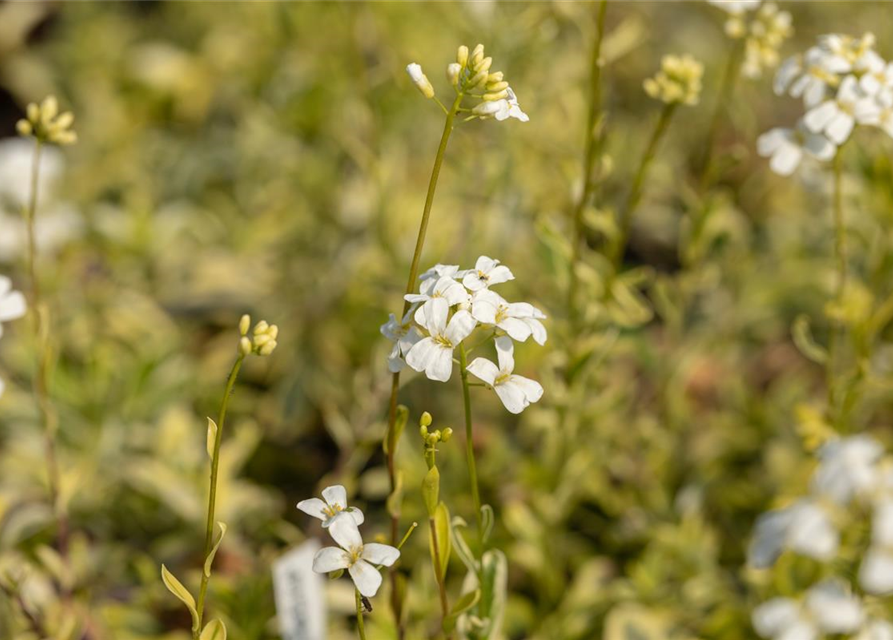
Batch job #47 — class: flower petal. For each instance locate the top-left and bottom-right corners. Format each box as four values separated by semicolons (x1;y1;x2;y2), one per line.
312;547;351;573
499;317;532;342
406;338;438;375
860;547;893;595
495;336;514;372
328;514;363;551
322;485;348;510
494;380;529;414
510;374;544;404
349;559;383;598
0;291;27;322
486;265;514;286
423;298;450;334
296;498;328;521
445;310;477;345
425;345;454;382
466;357;499;386
361;543;400;567
752;598;801;638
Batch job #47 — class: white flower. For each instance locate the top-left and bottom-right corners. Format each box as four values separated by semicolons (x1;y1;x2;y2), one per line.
472;87;529;122
311;516;400;598
752;581;863;640
406;63;435;99
803;75;866;144
812;435;883;504
419;263;468;285
462;256;514;292
466;336;543;414
775;48;849;108
380;308;422;373
855;620;893;640
748;499;838;568
405;275;470;324
707;0;761;15
856;87;893;138
471;290;547;345
405;298;476;382
0;275;27;338
297;484;364;529
757;123;835;176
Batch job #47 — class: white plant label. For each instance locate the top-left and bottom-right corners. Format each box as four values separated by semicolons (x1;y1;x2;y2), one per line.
273;539;326;640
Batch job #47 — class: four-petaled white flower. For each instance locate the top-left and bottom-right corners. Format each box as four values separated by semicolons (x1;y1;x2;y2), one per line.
297;484;365;529
405;298;476;382
803;75;871;144
380;308;422;373
753;581;863;640
757;123;835;176
405;275;470;324
311;515;400;598
462;256;514;292
466;336;543;414
748;499;838;568
471;290;547;345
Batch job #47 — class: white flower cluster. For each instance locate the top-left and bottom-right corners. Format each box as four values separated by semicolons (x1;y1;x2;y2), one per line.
749;435;893;640
298;485;399;598
708;1;793;79
759;33;893;175
381;256;546;414
0;275;26;398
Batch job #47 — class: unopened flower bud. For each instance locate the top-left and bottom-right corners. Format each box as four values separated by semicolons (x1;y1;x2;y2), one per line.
470;44;484;67
473;101;502;118
239;337;252;356
406;63;435;99
486;80;509;92
483;90;508;102
475;56;493;74
441;427;453;442
487;71;504;83
420;424;429;438
457;45;469;68
258;340;277;356
239;314;251;336
468;68;489;88
254;320;269;335
447;62;462;86
420;411;433;428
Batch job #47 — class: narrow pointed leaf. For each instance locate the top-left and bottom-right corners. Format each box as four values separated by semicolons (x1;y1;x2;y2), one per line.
203;522;228;578
206;418;218;459
161;565;199;632
200;620;227;640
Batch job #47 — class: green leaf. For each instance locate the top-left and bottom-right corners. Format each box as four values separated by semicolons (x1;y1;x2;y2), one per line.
792;315;828;365
200;620;227;640
480;504;494;543
206;417;218;459
161;564;199;632
450;516;478;575
422;466;440;517
384;404;409;455
460;549;507;640
444;588;481;633
428;501;451;581
203;522;228;578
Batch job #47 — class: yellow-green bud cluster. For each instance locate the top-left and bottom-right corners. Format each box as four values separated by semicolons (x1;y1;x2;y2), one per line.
16;96;77;146
740;4;794;79
452;43;509;98
419;423;453;448
643;54;704;106
238;315;278;356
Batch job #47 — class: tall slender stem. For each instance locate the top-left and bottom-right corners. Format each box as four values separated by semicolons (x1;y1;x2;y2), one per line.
611;103;677;267
458;344;483;553
429;517;451;636
356;589;368;640
385;91;464;638
194;353;245;638
827;148;847;428
567;0;608;322
24;139;68;567
698;42;742;191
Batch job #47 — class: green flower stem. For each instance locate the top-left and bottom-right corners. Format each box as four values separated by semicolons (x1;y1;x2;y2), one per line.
698;41;743;191
827;147;847;429
384;90;464;639
458;343;483;554
194;352;245;639
567;0;608;322
612;102;677;268
429;516;451;636
24;139;68;570
356;589;367;640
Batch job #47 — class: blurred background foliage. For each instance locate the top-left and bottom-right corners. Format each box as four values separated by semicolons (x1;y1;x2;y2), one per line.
2;2;893;639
